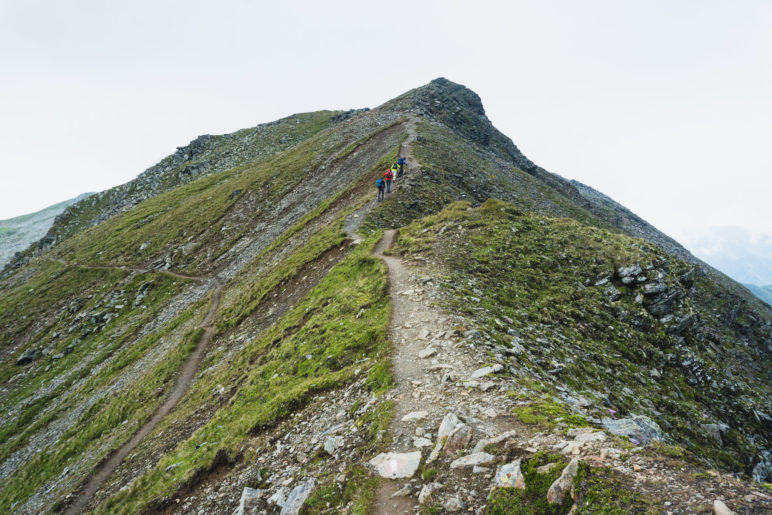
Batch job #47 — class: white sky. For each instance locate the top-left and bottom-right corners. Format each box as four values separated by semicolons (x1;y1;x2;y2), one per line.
1;0;770;245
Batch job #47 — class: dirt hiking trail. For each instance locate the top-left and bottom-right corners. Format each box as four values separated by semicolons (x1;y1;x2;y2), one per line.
64;282;223;515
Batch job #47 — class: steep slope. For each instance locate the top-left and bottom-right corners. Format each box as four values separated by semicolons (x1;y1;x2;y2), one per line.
0;193;91;268
1;78;770;514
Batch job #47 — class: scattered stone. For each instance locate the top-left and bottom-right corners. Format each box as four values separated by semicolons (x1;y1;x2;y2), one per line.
472;430;517;453
443;496;466;512
547;458;579;505
236;487;265;515
713;499;735;515
323;436;344;456
450;452;495;469
605;285;622;302
369;452;421;478
391;484;413;497
402;411;429;422
281;478;315;515
444;422;473;455
15;347;40;366
494;460;525;489
471;364;503;379
428;413;464;462
418;328;431;339
418;347;437;359
566;427;607;443
418;482;443;504
413;437;433;448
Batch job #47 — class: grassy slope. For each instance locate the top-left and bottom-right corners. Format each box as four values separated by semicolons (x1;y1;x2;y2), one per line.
395;200;771;474
100;232;391;513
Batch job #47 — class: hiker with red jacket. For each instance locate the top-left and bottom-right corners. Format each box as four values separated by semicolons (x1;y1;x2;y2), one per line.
383;167;394;193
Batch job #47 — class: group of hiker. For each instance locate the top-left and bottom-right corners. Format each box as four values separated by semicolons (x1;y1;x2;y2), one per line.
376;157;406;201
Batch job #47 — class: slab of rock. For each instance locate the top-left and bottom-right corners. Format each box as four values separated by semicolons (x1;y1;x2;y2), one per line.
713;500;736;515
443;497;466;512
413;437;433;448
567;427;607;443
471;364;503;379
444;423;473;454
473;430;517;453
547;458;579;505
281;478;315;515
236;487;265;515
418;328;431;339
450;452;495;469
369;451;421;479
418;347;436;358
601;415;663;444
428;413;464;462
494;460;525;489
402;411;428;422
418;482;442;504
323;436;344;456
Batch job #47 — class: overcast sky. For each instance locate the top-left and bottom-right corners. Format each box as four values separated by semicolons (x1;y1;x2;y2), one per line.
1;0;770;248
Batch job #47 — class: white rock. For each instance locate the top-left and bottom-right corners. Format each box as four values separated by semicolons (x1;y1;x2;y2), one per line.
418;482;442;504
428;413;464;463
369;451;422;479
473;430;517;453
494;460;526;489
413;437;433;448
547;458;579;505
450;452;495;469
281;478;316;515
443;497;466;512
471;364;503;379
418;328;431;339
567;427;607;443
713;499;736;515
418;347;437;359
236;487;264;515
324;436;344;456
401;411;429;422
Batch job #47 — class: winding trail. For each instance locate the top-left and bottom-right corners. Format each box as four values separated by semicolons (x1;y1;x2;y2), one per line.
64;282;223;515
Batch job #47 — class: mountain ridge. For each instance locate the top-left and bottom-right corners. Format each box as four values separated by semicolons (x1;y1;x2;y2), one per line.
0;78;769;514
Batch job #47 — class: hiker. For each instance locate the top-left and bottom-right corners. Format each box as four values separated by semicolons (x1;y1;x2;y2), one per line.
397;157;406;177
376;177;385;201
383;168;394;193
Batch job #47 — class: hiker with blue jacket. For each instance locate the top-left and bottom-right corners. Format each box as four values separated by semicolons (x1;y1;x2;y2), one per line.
376;177;385;201
397;157;406;177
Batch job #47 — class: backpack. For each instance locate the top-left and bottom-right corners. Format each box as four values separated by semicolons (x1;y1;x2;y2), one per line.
398;158;405;165
376;178;384;188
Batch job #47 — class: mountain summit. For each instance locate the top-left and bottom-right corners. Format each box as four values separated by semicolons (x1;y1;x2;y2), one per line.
1;79;770;513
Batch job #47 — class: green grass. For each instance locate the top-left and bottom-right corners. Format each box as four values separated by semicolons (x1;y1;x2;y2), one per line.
99;232;391;513
0;289;207;512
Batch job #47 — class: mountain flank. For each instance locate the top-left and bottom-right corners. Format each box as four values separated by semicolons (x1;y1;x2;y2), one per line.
0;78;770;514
0;193;91;268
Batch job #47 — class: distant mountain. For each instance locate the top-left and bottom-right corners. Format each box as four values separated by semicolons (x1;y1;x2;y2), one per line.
745;283;772;306
679;226;772;285
0;194;91;267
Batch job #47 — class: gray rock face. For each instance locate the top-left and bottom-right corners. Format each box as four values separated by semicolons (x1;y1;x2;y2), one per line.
601;415;664;444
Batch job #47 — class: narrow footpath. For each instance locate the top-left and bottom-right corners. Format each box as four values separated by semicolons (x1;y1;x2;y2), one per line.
64;282;223;514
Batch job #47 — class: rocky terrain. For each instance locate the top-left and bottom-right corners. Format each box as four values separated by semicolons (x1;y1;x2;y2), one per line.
0;193;91;268
0;78;770;514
